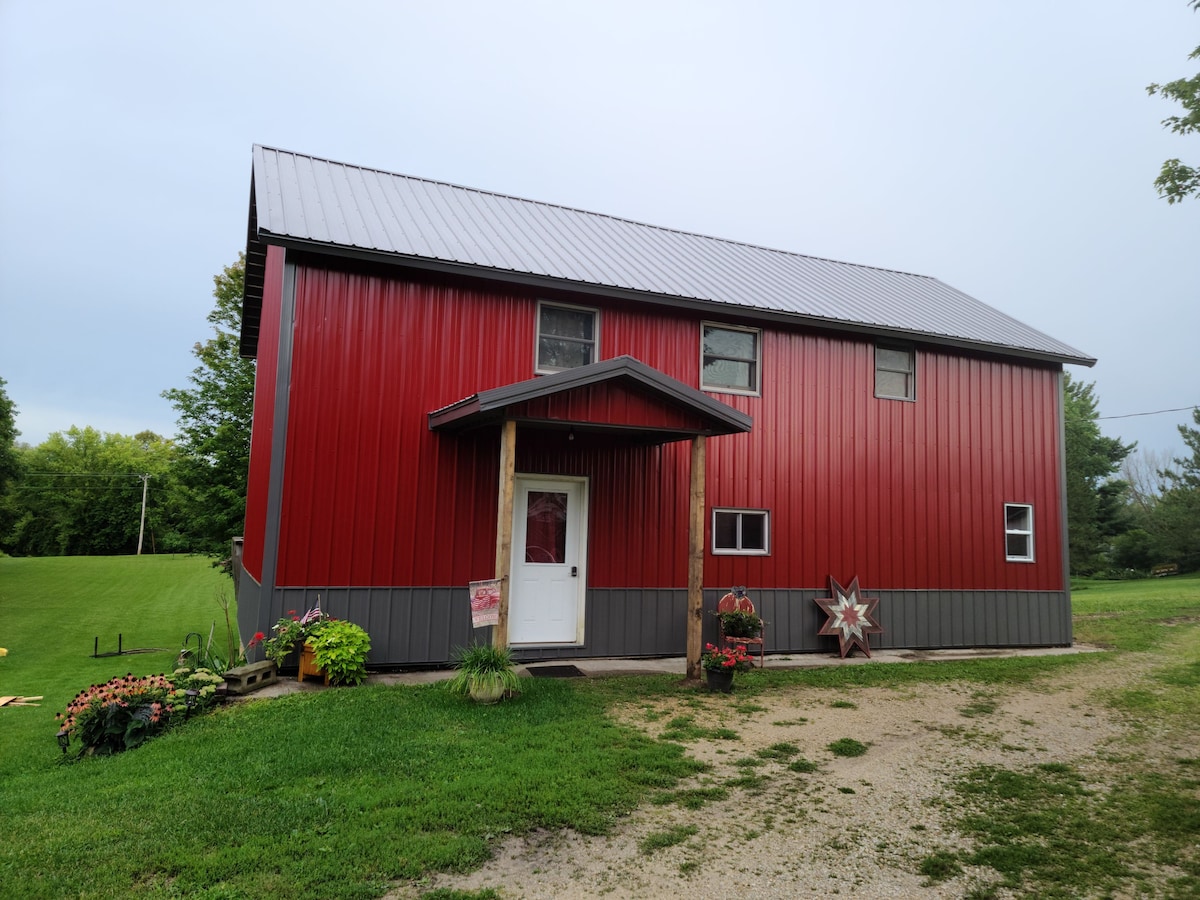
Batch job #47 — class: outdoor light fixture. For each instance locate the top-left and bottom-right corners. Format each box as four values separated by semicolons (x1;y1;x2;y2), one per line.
56;729;70;754
184;689;200;718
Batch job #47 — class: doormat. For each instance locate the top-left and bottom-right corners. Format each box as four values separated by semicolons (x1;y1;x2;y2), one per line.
527;665;585;678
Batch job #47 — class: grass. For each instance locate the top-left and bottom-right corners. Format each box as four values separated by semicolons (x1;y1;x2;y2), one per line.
638;824;698;854
827;737;868;757
3;671;703;898
2;559;1197;898
0;554;231;772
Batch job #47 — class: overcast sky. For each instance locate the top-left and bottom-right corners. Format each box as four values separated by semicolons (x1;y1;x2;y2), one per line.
1;1;1197;460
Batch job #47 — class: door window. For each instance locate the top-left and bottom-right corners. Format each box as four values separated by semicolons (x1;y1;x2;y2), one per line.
525;490;568;563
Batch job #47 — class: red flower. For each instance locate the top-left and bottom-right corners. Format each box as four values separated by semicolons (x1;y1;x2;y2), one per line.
248;631;266;647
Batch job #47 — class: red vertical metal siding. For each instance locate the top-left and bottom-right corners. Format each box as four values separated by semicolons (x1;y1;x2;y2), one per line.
272;262;1064;593
241;245;285;582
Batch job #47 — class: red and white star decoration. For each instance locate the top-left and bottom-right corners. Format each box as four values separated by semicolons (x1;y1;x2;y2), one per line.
815;576;882;658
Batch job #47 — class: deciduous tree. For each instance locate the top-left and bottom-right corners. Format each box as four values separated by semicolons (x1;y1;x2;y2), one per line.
3;428;176;556
0;377;20;542
1148;0;1200;203
162;255;255;555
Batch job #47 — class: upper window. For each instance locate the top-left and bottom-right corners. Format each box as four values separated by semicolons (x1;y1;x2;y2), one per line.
875;344;916;401
702;323;761;395
1005;504;1034;562
537;302;598;373
712;508;770;555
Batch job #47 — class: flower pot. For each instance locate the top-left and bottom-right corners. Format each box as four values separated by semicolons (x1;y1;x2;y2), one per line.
705;668;734;693
468;674;507;704
297;643;328;685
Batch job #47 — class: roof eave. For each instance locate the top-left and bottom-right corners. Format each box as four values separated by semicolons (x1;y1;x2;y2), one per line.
250;230;1096;368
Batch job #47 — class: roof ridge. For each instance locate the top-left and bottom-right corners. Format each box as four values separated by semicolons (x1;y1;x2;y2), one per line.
253;144;935;282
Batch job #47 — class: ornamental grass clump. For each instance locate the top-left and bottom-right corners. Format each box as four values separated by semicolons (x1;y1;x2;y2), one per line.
448;643;521;703
54;667;224;759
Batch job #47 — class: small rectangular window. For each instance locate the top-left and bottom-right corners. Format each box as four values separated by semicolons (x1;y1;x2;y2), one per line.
702;323;761;394
1005;503;1034;562
537;301;598;373
875;344;915;401
712;508;769;555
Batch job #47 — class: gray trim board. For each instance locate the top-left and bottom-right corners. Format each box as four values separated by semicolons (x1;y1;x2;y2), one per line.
253;257;297;641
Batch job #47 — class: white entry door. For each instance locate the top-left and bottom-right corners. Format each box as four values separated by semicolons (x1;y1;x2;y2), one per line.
510;475;587;645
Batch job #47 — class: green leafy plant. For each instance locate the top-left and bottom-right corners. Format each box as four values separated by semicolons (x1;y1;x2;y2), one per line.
448;643;520;702
308;619;372;686
716;609;762;638
700;642;752;672
54;667;224;758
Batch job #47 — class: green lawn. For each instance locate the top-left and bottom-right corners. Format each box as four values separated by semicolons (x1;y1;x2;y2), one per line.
0;554;231;773
1;559;1197;899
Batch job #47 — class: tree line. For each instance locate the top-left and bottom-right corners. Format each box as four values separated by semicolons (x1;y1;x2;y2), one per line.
0;256;252;559
1064;376;1200;577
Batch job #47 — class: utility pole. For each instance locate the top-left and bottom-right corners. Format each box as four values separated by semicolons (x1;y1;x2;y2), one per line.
137;474;149;555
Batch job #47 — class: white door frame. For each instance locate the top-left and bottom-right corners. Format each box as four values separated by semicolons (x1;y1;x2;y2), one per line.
509;473;588;645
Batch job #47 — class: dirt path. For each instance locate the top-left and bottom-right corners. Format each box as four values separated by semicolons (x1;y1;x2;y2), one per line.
392;654;1153;899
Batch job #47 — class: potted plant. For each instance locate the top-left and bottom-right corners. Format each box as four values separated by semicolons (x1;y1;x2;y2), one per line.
448;643;520;704
251;601;370;686
716;609;762;639
700;642;752;693
307;620;371;686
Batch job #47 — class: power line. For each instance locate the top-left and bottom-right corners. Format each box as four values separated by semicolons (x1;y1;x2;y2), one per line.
1098;405;1197;421
22;472;151;478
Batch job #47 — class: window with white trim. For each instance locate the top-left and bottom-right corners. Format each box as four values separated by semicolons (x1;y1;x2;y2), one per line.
536;301;598;373
875;343;916;401
702;323;761;394
1005;503;1034;562
712;508;769;555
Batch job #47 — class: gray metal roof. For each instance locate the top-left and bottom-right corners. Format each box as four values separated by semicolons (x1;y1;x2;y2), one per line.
243;144;1094;366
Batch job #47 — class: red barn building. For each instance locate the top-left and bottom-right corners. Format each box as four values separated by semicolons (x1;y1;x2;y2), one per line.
236;145;1094;669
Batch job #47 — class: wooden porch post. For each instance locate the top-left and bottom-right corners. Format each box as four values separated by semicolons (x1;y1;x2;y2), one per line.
686;434;706;680
493;419;517;648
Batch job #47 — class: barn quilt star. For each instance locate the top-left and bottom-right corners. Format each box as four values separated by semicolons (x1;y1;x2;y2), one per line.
815;576;882;658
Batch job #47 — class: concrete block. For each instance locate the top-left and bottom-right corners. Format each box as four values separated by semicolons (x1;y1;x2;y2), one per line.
224;660;279;695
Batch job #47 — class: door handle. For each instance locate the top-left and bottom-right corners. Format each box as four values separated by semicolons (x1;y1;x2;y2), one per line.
571;566;578;577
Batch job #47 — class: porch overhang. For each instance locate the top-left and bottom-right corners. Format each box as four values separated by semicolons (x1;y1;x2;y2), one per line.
428;355;752;443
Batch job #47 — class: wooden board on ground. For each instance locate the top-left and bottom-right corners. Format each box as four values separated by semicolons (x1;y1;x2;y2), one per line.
0;695;43;707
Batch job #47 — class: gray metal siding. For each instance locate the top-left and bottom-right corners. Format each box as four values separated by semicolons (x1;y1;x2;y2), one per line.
254;585;1071;666
248;145;1093;366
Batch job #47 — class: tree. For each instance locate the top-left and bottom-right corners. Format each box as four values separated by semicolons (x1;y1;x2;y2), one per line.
1151;408;1200;571
1148;0;1200;203
1062;375;1134;575
3;427;176;556
162;255;255;555
0;378;19;534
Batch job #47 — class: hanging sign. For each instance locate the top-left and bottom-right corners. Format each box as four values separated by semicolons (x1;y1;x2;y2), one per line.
469;578;502;628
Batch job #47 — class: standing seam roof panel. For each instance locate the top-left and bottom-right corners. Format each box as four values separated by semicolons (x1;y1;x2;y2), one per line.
247;145;1094;364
